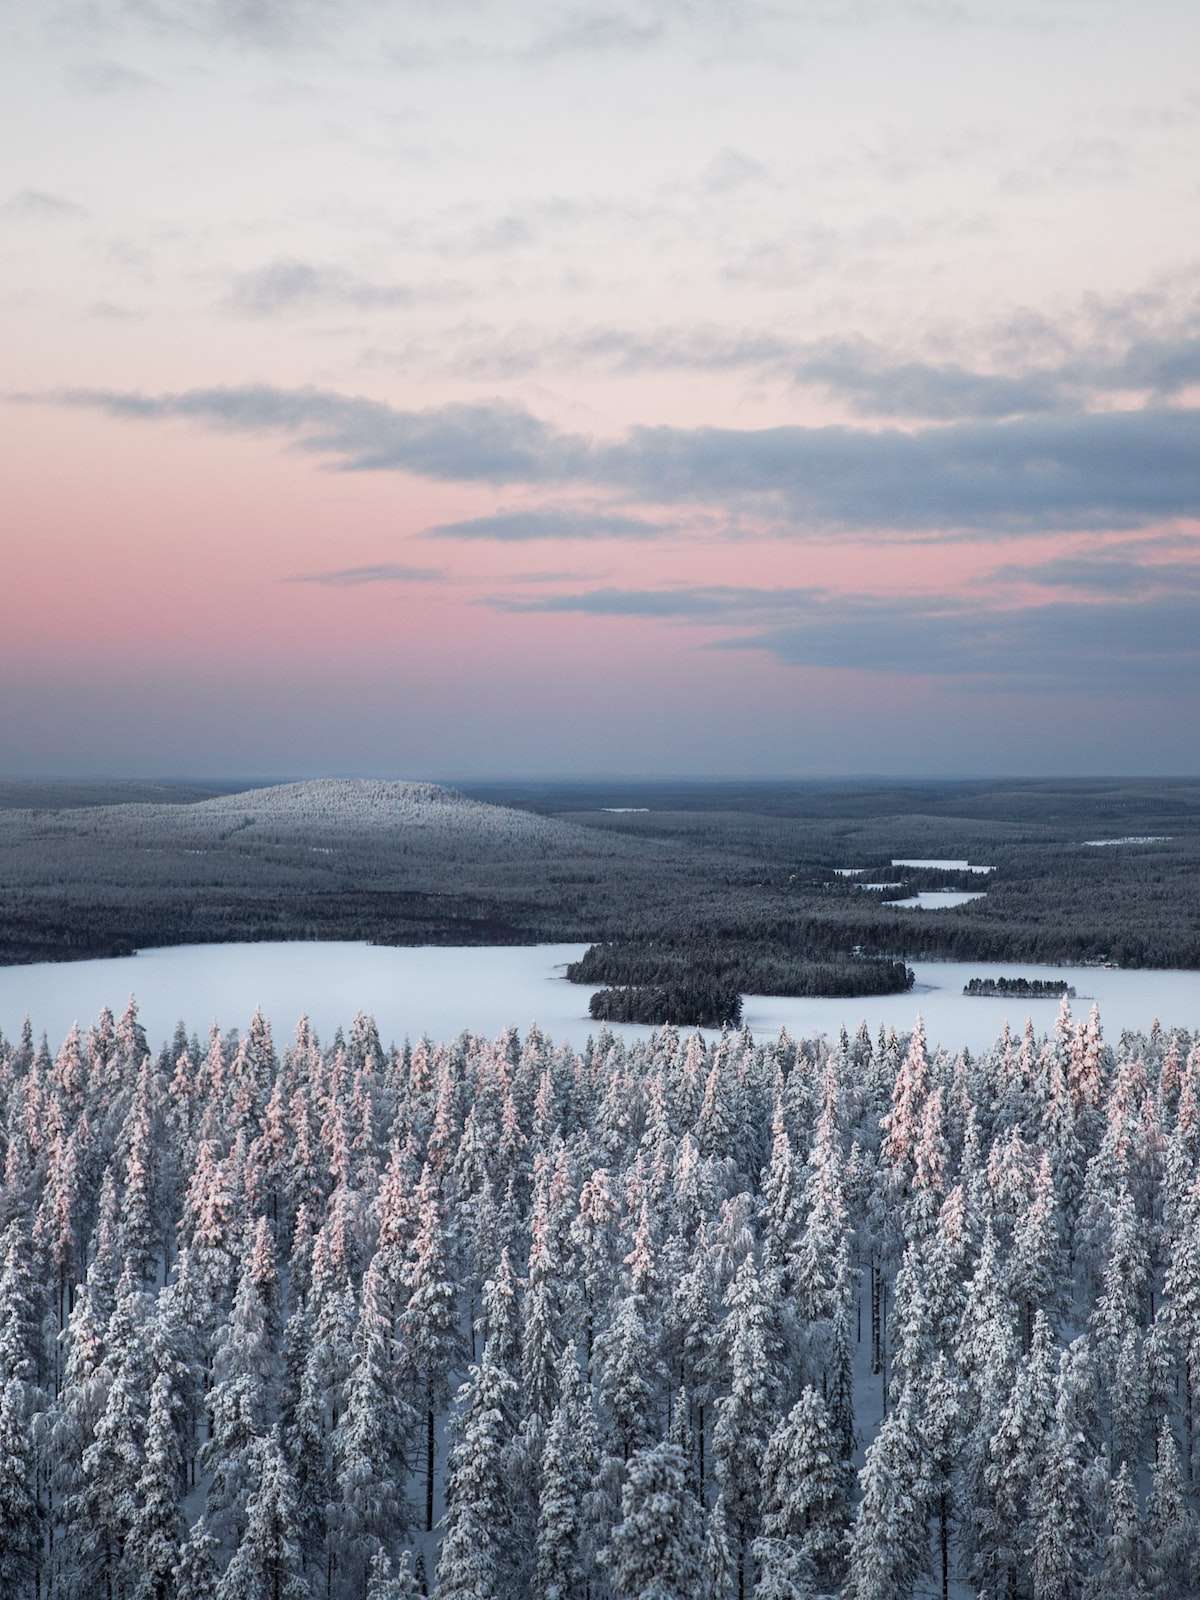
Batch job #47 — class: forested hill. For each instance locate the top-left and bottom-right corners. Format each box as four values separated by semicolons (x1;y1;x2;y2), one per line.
0;779;641;963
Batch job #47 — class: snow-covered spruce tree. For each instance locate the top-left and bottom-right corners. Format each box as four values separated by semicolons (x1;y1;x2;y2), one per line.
750;1538;815;1600
365;1549;422;1600
434;1333;523;1600
329;1251;413;1596
844;1396;929;1600
1145;1418;1197;1598
713;1252;781;1599
125;1370;186;1600
975;1306;1055;1599
758;1386;849;1590
702;1490;738;1600
1093;1460;1151;1600
920;1350;964;1600
522;1176;568;1442
534;1346;592;1600
172;1517;220;1600
603;1440;704;1600
75;1265;153;1599
596;1287;664;1464
401;1163;460;1534
216;1429;310;1600
1031;1340;1102;1600
0;1218;42;1389
0;1376;38;1596
202;1227;279;1543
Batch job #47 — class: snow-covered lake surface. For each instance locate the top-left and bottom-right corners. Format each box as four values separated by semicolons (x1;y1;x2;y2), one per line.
890;890;988;909
891;857;994;872
1083;835;1172;846
1;942;1197;1055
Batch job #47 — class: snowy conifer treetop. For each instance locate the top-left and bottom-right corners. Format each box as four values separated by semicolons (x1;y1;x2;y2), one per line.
1;996;1198;1600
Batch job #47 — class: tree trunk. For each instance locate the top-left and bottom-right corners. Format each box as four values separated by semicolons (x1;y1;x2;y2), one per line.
426;1403;436;1531
1187;1357;1194;1484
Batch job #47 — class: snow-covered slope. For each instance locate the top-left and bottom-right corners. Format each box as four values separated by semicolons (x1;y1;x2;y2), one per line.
186;778;573;841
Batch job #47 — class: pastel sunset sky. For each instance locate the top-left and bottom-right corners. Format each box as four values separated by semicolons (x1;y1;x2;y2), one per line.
3;0;1199;777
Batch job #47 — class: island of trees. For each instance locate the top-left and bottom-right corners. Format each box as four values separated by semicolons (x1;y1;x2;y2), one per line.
964;976;1077;999
569;939;915;1015
588;980;744;1028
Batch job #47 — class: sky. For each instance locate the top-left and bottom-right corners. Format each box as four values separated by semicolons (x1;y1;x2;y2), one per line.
2;0;1199;779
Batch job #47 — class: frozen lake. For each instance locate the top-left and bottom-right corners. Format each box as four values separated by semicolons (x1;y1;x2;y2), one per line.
0;942;1196;1057
891;891;988;909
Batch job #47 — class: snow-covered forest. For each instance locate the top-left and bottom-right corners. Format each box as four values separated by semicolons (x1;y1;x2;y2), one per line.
1;997;1198;1600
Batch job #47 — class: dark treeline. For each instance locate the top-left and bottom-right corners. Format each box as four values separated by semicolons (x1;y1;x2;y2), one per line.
965;978;1077;999
0;996;1199;1598
588;981;745;1028
569;940;916;1003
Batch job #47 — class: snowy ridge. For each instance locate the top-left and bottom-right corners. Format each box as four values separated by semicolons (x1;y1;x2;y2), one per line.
190;778;572;839
0;777;606;854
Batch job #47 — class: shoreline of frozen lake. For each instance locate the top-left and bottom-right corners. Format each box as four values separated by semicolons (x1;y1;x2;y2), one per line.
890;890;988;909
0;941;1196;1056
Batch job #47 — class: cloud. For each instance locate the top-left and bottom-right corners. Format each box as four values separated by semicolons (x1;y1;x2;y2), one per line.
289;562;446;585
595;407;1200;533
490;584;820;617
3;189;88;220
226;258;463;317
491;582;1200;690
700;147;772;195
387;319;1200;420
68;59;159;95
788;341;1065;419
991;549;1200;596
37;384;585;482
28;383;1200;534
527;9;664;60
735;595;1200;690
86;300;144;322
426;507;667;541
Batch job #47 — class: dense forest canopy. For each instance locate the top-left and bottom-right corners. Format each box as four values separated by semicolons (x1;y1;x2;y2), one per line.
0;993;1197;1598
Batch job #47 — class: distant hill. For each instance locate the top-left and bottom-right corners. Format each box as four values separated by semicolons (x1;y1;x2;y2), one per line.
0;778;636;964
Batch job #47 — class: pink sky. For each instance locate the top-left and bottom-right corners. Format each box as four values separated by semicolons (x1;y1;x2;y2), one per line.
2;2;1198;776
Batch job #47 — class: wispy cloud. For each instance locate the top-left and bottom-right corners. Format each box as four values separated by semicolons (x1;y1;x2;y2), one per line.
366;314;1200;420
289;562;446;585
67;59;159;96
3;189;88;220
991;547;1200;596
489;584;821;618
490;582;1200;690
426;507;667;541
27;383;1200;535
226;259;465;317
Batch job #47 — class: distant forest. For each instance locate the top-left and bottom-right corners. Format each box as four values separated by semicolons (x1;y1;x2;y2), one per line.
1;776;1199;974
